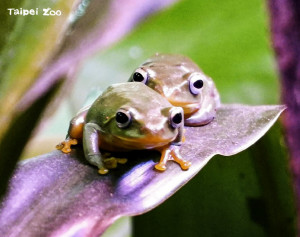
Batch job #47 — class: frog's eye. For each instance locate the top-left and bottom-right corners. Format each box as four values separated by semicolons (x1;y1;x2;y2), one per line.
116;109;131;128
132;68;148;84
188;73;204;95
169;107;183;128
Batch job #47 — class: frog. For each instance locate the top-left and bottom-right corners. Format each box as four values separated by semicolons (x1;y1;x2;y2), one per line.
57;82;190;174
128;53;221;126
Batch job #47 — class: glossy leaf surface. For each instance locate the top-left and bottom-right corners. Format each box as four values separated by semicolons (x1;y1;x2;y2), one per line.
0;104;284;237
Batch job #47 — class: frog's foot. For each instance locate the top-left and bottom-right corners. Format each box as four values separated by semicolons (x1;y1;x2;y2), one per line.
56;139;78;153
170;147;191;170
98;167;109;175
104;157;128;169
184;112;215;127
172;155;191;170
116;158;128;164
154;148;171;172
154;163;167;171
154;145;191;172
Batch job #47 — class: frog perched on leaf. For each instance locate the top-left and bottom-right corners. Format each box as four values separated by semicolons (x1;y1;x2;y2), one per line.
129;54;220;126
57;82;190;174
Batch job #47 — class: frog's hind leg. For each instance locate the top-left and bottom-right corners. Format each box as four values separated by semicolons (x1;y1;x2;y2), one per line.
56;107;89;153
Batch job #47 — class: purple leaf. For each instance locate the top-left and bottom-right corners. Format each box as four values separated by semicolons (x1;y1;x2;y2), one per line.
268;0;300;231
0;104;285;237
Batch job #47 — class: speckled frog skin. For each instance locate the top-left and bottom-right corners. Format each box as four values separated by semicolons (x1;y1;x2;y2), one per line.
57;82;190;174
129;54;220;126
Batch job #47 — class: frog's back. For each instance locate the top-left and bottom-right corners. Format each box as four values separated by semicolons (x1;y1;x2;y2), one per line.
86;82;172;124
144;53;200;72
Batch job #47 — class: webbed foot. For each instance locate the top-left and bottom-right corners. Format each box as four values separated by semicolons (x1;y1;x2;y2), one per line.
104;157;128;169
56;139;78;153
97;158;127;175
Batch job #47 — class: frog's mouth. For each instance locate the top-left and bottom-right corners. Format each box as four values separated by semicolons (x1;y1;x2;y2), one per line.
167;100;200;118
111;134;177;150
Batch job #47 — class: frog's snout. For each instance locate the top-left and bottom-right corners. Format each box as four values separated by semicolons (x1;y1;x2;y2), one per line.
169;107;184;128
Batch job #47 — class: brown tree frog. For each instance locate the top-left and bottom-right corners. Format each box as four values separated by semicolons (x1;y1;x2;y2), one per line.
57;82;190;174
129;54;221;126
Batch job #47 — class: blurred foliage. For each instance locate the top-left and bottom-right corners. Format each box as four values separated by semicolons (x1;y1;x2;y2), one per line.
0;0;78;136
0;0;80;198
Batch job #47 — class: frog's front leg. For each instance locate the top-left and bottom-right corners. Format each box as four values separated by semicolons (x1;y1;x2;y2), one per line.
155;147;172;171
56;106;90;153
155;119;190;171
184;104;216;126
155;145;191;171
185;84;220;126
83;122;108;175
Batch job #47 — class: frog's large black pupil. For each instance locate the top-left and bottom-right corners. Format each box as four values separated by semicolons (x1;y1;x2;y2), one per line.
133;72;144;82
193;80;203;89
172;113;182;124
116;112;129;124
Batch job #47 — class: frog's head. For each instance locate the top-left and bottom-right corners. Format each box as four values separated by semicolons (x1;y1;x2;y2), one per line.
94;83;184;150
129;62;212;118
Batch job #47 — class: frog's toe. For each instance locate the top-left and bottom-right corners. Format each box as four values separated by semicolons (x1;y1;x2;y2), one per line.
62;147;72;153
180;161;192;170
181;135;186;143
155;163;167;171
56;142;70;153
104;157;118;169
116;158;127;164
98;167;109;175
56;143;64;150
103;157;128;169
56;139;78;154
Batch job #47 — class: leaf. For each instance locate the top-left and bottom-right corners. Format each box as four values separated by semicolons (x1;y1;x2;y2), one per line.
0;0;80;137
0;104;284;237
0;0;80;199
